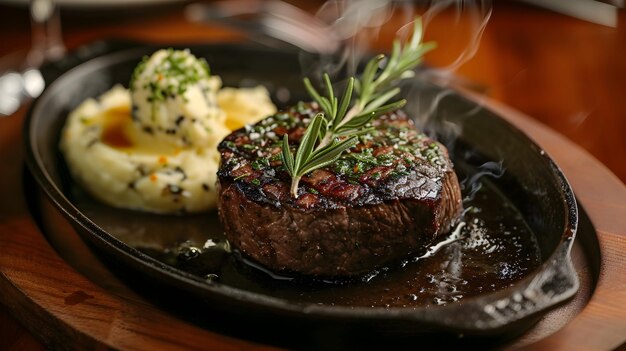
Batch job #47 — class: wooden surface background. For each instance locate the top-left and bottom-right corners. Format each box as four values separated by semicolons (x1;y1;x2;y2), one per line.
1;1;625;350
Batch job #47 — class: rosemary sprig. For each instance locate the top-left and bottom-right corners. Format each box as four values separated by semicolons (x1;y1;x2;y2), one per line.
282;113;359;197
282;18;435;198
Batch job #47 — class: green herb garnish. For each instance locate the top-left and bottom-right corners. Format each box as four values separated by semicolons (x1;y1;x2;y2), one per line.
131;49;211;115
282;18;435;198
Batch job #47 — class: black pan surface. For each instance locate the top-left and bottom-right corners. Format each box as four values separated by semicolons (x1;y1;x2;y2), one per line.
23;41;579;348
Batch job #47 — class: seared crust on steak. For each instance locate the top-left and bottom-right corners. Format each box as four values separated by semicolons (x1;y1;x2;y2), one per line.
217;102;462;277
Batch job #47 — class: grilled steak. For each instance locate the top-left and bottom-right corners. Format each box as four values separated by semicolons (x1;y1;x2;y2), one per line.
217;102;462;277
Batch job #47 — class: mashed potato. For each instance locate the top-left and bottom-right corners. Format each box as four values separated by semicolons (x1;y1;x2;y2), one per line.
217;86;278;131
60;49;276;213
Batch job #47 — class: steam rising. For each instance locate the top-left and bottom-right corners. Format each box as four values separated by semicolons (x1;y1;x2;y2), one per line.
300;0;492;128
300;0;503;207
462;161;505;202
421;0;492;73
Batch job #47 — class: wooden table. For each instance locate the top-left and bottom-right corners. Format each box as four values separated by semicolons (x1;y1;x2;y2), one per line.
1;1;625;350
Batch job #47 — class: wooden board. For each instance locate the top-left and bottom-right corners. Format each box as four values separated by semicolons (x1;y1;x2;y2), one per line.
1;87;625;349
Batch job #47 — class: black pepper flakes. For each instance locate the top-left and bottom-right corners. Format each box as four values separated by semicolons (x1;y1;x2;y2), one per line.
174;166;188;180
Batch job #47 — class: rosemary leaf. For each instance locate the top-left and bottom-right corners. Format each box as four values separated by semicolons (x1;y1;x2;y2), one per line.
335;77;355;127
367;99;407;119
335;126;376;138
335;113;376;133
294;113;324;171
360;87;401;115
303;77;324;108
299;137;358;175
323;74;336;116
281;134;294;176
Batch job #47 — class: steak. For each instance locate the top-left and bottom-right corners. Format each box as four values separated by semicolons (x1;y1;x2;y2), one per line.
217;102;462;277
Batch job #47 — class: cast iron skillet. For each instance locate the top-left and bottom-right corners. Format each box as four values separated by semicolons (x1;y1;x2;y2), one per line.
23;41;579;348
